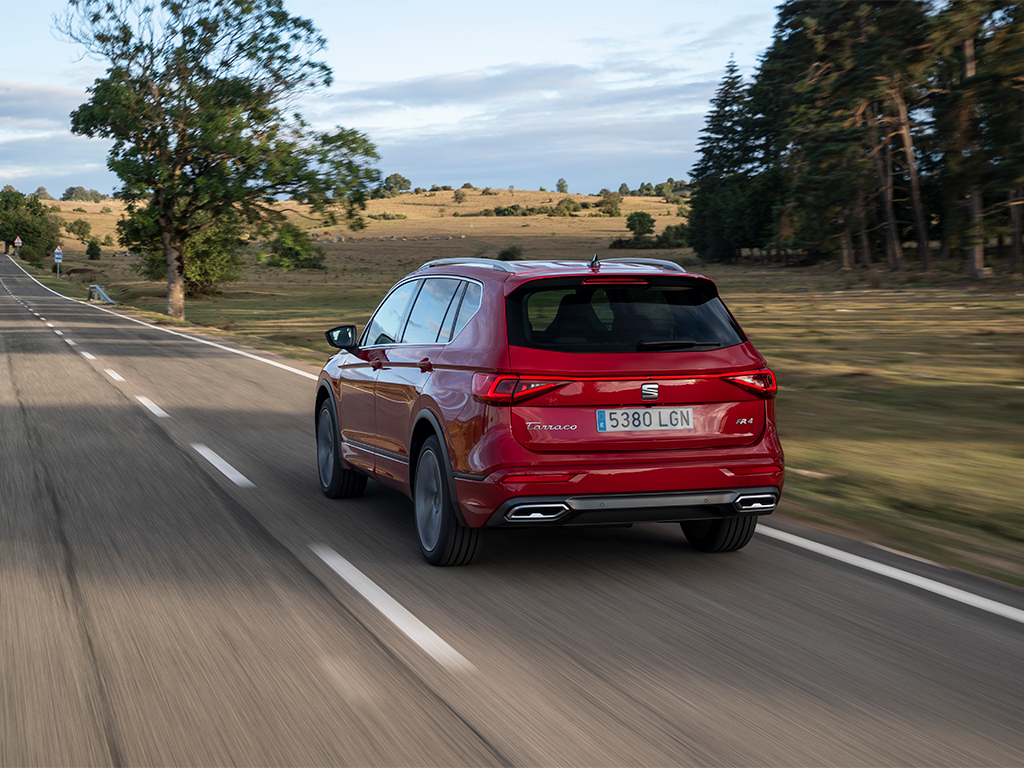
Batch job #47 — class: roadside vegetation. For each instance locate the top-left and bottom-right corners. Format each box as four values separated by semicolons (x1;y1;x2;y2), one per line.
11;197;1023;587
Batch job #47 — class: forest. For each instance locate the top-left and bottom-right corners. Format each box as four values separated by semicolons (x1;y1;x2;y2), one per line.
688;0;1024;277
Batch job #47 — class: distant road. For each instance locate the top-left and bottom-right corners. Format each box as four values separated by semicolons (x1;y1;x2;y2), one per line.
2;254;1023;766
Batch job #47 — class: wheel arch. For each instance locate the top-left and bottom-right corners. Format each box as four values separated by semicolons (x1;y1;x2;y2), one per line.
410;409;467;525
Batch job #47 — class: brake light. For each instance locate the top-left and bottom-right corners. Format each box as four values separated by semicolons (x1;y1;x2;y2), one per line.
581;277;650;286
472;374;571;404
721;369;777;399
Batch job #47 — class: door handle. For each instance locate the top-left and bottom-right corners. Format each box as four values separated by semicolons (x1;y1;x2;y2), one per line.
418;358;433;373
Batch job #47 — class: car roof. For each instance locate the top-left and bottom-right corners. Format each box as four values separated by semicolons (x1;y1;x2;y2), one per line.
414;257;714;287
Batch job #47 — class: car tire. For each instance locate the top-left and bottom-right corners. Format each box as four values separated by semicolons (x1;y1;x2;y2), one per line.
681;515;757;553
414;435;484;566
316;398;367;499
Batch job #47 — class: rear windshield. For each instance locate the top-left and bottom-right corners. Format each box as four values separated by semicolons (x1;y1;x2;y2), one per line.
506;277;745;352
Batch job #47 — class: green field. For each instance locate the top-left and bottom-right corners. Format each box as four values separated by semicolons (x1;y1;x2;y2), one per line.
20;196;1024;586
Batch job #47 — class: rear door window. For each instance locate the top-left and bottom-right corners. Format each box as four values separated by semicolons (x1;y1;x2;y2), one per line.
506;277;745;352
403;278;462;344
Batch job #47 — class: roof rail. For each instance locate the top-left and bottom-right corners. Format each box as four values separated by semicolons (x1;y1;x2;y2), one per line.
418;257;516;273
601;257;688;273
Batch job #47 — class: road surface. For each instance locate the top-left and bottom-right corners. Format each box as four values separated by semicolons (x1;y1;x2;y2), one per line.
2;254;1023;766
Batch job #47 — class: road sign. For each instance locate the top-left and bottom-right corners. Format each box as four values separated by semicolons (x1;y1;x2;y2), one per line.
54;245;63;262
13;236;22;247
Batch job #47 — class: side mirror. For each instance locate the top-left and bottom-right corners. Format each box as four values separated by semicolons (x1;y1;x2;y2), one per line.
325;324;358;350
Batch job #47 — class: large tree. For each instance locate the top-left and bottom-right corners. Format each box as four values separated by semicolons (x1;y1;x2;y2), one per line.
56;0;379;319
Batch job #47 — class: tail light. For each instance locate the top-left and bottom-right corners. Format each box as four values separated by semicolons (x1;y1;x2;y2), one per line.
721;369;777;399
473;374;570;404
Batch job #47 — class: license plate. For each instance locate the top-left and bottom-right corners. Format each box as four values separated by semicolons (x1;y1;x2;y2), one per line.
596;407;694;432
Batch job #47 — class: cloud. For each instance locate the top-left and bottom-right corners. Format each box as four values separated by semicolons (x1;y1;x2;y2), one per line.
0;79;88;134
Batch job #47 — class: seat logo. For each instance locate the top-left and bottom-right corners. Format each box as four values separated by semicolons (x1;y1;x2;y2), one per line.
641;383;659;400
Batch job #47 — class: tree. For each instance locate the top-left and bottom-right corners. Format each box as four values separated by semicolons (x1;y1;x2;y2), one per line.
57;0;379;320
383;173;411;195
122;207;248;295
597;189;622;216
626;211;656;237
453;189;467;204
32;187;55;201
556;178;568;193
61;186;105;202
86;239;102;260
618;183;631;196
66;219;92;241
0;188;63;255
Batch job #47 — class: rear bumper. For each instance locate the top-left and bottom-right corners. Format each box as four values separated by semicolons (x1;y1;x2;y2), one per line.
484;486;779;528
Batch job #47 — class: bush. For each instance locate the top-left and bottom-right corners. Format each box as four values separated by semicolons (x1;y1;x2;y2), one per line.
86;239;102;260
479;208;495;216
73;207;87;213
497;244;524;261
368;212;408;220
481;187;498;195
101;206;112;214
19;244;43;261
263;222;325;270
626;211;656;238
102;235;114;246
461;182;475;189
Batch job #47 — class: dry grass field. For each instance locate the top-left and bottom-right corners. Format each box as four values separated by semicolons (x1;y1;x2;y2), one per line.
19;193;1024;586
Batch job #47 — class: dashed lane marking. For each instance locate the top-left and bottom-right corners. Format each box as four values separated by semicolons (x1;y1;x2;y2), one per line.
310;543;475;673
135;396;170;419
190;444;255;488
105;369;126;382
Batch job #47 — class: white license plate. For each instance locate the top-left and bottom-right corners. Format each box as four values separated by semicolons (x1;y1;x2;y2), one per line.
596;407;694;432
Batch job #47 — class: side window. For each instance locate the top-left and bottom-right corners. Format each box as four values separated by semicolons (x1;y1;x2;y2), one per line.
403;278;462;344
451;282;483;340
363;280;420;346
438;283;467;342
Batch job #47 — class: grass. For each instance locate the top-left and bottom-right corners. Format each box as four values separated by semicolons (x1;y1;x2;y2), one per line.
20;195;1024;586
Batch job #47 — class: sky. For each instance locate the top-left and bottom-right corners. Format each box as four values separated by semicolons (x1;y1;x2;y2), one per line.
0;0;779;198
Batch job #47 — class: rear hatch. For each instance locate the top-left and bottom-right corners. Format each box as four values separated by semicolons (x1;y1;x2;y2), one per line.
497;274;775;453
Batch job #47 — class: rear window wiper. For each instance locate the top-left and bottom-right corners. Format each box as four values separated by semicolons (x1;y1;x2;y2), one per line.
636;339;722;351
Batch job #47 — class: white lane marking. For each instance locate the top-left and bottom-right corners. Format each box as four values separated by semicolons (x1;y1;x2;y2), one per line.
80;351;96;360
4;255;317;380
46;322;53;327
191;444;255;488
105;369;126;382
53;329;63;335
310;544;474;673
758;526;1024;625
135;396;170;418
64;338;77;347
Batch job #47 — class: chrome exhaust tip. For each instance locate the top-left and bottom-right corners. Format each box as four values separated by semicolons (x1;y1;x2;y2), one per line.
505;503;570;522
734;493;778;512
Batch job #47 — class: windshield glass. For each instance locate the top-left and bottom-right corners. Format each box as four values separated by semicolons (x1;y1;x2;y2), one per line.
506;277;745;352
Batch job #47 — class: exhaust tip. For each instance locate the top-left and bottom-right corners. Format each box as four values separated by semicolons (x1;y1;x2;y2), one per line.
505;503;570;522
734;493;778;512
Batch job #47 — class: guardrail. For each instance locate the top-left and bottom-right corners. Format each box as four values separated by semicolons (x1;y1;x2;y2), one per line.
88;284;115;305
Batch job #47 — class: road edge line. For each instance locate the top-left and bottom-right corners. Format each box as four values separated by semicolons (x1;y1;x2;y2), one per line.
758;525;1024;625
4;254;317;380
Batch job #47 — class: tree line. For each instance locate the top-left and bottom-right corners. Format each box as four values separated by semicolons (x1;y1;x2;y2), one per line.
688;0;1024;276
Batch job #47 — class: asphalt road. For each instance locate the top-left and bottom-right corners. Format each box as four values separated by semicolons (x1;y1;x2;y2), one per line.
2;254;1023;767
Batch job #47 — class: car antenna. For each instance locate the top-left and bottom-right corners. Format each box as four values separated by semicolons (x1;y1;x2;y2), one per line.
588;253;601;269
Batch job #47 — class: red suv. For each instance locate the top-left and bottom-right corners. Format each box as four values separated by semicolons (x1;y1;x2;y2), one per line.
315;257;783;565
